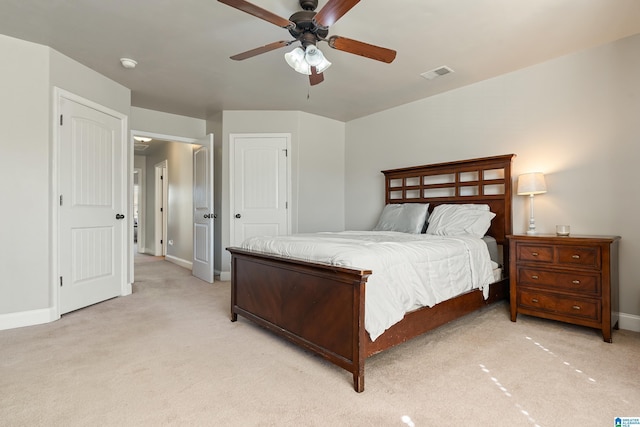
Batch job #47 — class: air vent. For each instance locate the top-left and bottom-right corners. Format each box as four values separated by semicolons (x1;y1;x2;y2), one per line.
420;66;455;80
134;143;150;151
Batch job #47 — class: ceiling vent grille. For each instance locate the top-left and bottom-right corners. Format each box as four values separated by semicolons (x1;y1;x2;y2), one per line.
134;143;150;151
420;66;455;80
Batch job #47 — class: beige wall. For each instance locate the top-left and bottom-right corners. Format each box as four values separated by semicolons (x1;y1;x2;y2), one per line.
345;34;640;322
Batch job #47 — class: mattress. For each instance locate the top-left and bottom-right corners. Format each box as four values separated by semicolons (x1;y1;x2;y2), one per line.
241;231;497;341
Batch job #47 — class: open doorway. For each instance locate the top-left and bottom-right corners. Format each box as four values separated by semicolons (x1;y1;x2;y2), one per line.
133;168;144;252
131;131;213;283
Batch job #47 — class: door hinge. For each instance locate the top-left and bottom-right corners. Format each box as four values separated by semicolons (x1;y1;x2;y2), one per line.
59;195;63;206
283;148;288;157
60;114;63;126
160;207;163;212
59;276;63;287
160;239;163;244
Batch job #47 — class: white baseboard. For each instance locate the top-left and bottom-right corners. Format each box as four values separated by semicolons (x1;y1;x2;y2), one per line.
165;254;192;270
218;270;231;281
2;304;638;333
0;307;58;331
618;312;640;333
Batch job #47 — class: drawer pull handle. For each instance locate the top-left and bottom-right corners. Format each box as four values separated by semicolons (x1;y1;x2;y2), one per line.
572;255;580;259
531;252;539;256
572;305;581;310
531;275;539;279
572;280;581;284
531;298;539;303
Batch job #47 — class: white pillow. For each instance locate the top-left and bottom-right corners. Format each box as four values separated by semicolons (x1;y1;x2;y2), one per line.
426;204;495;238
373;203;429;234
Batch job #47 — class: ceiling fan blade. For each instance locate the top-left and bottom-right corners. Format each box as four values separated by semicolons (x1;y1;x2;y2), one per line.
314;0;361;28
230;40;292;60
218;0;294;28
327;36;397;63
309;66;324;86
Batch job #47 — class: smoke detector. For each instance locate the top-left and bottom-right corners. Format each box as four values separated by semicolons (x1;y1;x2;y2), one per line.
120;58;138;69
421;66;454;80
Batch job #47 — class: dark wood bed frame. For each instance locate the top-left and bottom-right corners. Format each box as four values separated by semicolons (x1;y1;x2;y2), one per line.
227;154;515;392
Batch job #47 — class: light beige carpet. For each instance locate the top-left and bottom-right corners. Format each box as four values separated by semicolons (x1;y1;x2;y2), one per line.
1;255;639;426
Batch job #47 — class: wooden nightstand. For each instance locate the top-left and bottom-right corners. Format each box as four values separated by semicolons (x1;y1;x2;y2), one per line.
507;234;620;342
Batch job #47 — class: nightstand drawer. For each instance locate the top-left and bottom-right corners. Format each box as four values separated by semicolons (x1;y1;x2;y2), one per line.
517;244;553;262
518;290;600;322
517;268;600;294
557;246;600;268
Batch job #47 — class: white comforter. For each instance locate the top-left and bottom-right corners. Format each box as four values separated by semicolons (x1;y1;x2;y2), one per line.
241;231;496;341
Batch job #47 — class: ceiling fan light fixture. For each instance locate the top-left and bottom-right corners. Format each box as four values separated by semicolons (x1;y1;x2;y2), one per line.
133;136;152;143
284;47;311;75
305;45;332;73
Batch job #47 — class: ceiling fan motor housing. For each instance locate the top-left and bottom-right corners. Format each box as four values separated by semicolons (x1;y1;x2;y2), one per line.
299;0;318;11
288;10;328;45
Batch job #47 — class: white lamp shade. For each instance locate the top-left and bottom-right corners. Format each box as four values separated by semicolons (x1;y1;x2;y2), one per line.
304;45;323;66
517;172;547;195
305;46;332;72
284;47;310;75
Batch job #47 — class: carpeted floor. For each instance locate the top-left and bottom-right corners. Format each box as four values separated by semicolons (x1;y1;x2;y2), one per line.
1;254;639;426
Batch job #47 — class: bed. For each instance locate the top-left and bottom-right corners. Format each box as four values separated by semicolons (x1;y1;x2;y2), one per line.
227;154;515;392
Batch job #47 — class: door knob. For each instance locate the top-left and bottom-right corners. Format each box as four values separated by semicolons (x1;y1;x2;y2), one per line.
235;214;241;218
115;214;125;220
204;214;210;219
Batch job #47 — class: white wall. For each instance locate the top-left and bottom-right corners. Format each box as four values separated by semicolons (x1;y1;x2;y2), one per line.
131;107;206;140
0;35;131;328
213;111;345;278
150;142;198;265
345;34;640;322
297;112;346;232
0;35;50;315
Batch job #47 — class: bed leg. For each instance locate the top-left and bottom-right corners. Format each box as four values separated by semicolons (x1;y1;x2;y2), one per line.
353;373;364;393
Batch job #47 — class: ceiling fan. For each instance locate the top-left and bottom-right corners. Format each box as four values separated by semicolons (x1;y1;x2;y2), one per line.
218;0;397;86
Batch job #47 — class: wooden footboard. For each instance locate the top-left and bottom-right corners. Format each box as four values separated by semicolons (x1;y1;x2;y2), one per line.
229;247;372;392
229;246;508;392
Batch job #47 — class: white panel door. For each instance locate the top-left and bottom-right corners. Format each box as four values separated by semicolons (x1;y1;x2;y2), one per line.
192;134;214;283
59;97;125;314
232;134;289;246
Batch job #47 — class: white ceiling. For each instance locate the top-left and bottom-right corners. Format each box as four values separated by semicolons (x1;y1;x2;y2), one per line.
2;0;639;122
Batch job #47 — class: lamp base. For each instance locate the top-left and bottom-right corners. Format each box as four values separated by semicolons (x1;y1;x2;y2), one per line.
526;229;538;235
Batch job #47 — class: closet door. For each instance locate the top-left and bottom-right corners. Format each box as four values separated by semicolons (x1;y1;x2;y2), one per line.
231;134;290;246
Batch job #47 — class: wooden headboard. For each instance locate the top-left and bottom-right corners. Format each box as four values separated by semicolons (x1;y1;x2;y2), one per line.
381;154;515;246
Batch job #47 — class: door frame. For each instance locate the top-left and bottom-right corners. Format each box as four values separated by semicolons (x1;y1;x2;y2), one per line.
154;160;168;256
51;87;129;320
133;167;144;252
229;133;293;250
